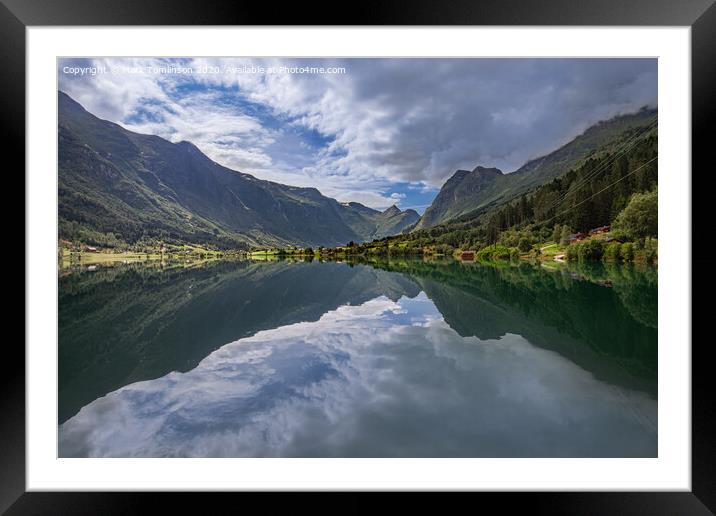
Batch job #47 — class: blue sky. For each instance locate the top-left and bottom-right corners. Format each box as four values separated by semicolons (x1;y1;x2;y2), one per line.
58;58;657;212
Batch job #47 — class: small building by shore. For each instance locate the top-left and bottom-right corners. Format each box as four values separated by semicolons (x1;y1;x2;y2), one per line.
589;225;611;236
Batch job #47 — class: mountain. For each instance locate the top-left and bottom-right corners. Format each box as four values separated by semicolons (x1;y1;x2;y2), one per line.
415;166;503;229
335;202;419;242
414;107;657;229
58;91;415;249
368;204;421;240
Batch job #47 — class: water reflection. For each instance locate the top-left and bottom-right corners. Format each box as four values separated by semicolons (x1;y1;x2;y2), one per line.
59;259;657;457
58;260;419;423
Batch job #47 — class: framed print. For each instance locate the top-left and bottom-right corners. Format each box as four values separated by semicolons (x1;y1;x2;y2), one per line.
5;0;714;513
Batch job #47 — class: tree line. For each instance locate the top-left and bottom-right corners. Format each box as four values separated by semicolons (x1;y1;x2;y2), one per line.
329;132;658;259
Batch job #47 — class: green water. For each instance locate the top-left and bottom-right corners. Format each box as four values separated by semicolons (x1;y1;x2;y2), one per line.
58;258;657;457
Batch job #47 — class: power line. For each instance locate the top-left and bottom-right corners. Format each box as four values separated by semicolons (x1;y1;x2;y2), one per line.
552;118;656;207
542;156;657;226
536;117;657;218
541;117;657;215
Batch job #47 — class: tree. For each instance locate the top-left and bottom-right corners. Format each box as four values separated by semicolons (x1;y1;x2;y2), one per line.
577;239;603;261
518;237;532;253
612;188;658;240
559;225;572;245
620;242;635;262
551;224;562;243
486;215;500;245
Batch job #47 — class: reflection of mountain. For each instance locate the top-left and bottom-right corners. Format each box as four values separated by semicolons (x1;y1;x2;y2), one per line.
60;294;656;458
58;261;420;423
368;259;657;392
59;259;656;425
568;262;658;329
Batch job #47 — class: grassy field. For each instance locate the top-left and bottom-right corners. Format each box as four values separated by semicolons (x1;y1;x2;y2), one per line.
60;250;162;268
535;242;567;260
59;243;241;269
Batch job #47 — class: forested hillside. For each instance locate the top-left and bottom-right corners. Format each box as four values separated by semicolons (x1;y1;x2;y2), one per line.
414;108;657;229
335;128;657;257
59;88;657;258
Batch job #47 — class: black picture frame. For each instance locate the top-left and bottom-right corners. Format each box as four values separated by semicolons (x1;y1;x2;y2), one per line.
4;0;713;513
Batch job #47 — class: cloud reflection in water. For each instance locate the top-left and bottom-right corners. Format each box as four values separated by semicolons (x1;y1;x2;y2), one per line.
59;293;656;457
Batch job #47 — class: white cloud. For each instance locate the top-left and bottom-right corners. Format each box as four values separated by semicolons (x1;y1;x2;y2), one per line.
58;57;657;207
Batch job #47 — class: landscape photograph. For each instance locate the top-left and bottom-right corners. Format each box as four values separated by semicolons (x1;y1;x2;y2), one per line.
57;57;658;458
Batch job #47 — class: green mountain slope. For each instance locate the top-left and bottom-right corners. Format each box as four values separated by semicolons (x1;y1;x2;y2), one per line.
358;131;656;256
415;166;504;229
414;107;657;230
339;203;420;241
58;91;415;249
373;205;420;239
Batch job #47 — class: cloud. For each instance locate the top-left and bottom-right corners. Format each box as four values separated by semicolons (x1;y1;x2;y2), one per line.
58;58;657;207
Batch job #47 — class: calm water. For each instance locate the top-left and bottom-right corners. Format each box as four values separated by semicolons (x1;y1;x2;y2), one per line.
58;258;657;457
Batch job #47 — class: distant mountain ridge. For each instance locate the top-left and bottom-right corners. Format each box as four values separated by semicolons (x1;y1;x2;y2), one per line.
59;90;656;248
58;91;418;249
337;202;419;242
416;166;504;229
414;107;658;229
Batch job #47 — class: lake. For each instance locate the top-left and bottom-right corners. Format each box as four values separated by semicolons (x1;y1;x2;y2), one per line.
58;258;657;457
